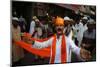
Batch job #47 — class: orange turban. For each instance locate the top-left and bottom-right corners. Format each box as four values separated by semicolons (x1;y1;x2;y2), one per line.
55;17;64;26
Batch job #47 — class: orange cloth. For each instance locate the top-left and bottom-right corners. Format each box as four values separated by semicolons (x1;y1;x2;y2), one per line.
14;41;51;57
14;33;54;58
61;34;67;63
14;33;67;63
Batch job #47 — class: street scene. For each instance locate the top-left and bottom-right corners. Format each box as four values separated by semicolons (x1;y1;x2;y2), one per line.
12;1;96;66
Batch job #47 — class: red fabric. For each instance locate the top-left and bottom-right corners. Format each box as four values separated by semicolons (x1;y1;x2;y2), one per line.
50;34;67;64
14;33;67;63
14;40;51;57
14;33;55;58
61;35;67;63
50;35;56;64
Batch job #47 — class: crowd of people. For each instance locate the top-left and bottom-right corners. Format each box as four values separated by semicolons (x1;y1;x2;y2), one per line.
12;12;96;65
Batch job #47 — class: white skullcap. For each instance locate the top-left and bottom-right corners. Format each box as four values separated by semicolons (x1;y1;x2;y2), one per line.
82;16;88;20
12;17;19;21
64;16;71;21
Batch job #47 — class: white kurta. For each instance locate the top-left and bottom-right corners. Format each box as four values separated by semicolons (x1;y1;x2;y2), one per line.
29;21;36;35
72;25;78;38
32;35;80;63
76;22;88;47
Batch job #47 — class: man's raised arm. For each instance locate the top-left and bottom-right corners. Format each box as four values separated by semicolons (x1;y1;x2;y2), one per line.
32;37;53;49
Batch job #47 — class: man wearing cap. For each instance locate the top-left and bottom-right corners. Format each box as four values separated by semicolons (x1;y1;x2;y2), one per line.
34;18;43;38
26;17;92;64
77;16;88;47
64;16;74;39
12;17;24;64
29;16;43;61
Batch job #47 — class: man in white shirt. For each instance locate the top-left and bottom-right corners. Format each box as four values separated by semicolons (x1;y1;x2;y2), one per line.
64;16;74;39
27;17;91;64
76;17;88;47
29;16;37;35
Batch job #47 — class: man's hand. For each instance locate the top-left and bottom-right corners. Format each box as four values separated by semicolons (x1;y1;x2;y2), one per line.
80;48;92;61
21;33;33;44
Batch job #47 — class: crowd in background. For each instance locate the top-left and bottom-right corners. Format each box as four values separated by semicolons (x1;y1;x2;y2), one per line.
12;11;96;65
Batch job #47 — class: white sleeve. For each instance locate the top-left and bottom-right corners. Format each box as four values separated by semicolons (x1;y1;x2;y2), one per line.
32;37;53;49
29;21;35;34
84;24;88;32
69;38;81;56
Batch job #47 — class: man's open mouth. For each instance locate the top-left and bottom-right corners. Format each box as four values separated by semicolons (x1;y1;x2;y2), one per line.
57;28;62;34
57;28;62;31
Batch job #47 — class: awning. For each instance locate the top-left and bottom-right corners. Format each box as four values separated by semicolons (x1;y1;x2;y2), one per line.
55;4;81;11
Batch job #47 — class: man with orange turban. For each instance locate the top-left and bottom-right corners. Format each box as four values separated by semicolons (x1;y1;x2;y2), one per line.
28;17;91;64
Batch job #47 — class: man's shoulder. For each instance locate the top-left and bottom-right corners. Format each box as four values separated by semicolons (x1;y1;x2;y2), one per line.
31;21;35;24
64;35;71;41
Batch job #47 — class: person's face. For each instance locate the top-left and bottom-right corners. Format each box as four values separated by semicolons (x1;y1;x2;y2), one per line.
35;21;39;25
82;19;87;24
87;24;95;32
81;38;95;52
55;25;64;35
12;20;18;28
52;17;55;23
64;20;71;26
